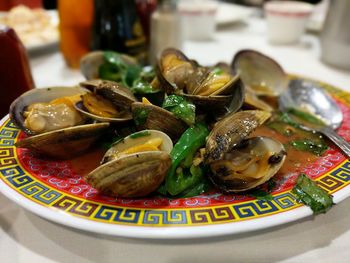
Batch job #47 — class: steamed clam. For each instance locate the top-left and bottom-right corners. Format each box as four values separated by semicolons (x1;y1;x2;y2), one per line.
10;86;110;159
86;130;173;197
76;79;137;123
10;86;88;135
232;50;288;112
232;49;288;97
158;48;245;119
205;110;286;192
157;48;196;93
209;136;286;192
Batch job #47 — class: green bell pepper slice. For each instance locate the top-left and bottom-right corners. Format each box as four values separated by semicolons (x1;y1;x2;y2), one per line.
165;122;209;196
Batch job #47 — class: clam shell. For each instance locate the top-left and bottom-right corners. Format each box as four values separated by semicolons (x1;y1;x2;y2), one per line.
80;79;137;109
74;101;133;123
9;86;89;135
15;122;110;159
157;48;196;94
209;136;286;192
206;110;271;163
86;151;171;197
77;80;136;123
232;49;288;97
131;102;188;140
183;77;245;120
102;129;173;163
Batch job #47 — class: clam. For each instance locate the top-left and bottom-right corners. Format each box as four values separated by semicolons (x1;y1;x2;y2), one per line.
232;49;288;97
80;51;138;80
156;48;196;94
86;130;173;197
16;122;110;159
209;136;286;193
9;86;110;159
9;86;89;135
205;110;286;192
183;70;245;119
76;79;137;123
158;48;245;119
131;101;188;140
206;110;272;163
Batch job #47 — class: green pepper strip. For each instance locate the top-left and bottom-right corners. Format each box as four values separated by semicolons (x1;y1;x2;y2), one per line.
165;122;209;196
292;174;333;214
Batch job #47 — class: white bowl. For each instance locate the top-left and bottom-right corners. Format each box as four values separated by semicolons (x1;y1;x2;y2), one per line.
264;1;314;44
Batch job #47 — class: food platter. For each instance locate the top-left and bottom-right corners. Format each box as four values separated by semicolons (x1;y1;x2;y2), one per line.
0;8;59;52
1;79;350;239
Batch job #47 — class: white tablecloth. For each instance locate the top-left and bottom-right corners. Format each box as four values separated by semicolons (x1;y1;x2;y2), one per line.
1;16;350;263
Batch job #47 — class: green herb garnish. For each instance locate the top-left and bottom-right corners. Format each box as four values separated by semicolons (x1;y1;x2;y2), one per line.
292;174;333;214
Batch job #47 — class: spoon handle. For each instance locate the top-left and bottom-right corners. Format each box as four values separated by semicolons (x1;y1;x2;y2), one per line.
321;127;350;158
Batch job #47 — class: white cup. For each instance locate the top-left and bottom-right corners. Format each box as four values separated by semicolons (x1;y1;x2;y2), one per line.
264;1;314;45
178;0;218;41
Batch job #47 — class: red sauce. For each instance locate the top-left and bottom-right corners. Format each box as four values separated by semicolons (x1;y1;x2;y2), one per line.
0;27;35;117
69;147;106;176
251;126;320;175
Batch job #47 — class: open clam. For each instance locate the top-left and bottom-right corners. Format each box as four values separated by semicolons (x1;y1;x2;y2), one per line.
157;48;196;94
158;48;245;119
232;50;288;97
86;130;173;197
9;86;110;159
209;136;286;193
76;79;137;123
205;110;286;192
183;68;245;119
10;86;89;135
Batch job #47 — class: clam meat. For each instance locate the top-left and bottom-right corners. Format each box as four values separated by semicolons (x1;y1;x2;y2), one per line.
76;79;137;123
10;86;88;135
209;136;286;192
10;86;110;159
205;110;286;192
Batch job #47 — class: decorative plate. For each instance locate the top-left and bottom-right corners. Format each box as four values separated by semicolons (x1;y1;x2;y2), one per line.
1;80;350;239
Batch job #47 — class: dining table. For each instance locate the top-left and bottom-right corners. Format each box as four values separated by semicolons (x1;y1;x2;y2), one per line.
1;8;350;263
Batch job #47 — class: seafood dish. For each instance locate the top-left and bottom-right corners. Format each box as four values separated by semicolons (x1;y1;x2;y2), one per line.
8;48;333;211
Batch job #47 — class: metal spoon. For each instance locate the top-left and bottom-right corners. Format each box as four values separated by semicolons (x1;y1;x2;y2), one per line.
279;78;350;157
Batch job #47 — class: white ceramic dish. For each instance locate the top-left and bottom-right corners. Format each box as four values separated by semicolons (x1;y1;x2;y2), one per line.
1;77;350;240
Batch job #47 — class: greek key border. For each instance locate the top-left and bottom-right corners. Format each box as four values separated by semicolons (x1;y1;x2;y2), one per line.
0;82;350;227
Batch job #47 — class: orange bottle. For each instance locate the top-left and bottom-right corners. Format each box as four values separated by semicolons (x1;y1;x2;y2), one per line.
58;0;93;68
